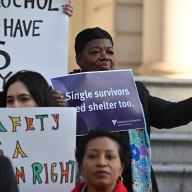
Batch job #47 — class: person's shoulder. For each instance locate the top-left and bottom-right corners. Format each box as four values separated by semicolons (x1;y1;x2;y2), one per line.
0;155;9;161
135;81;147;90
0;156;12;167
0;155;14;174
135;81;150;96
69;69;81;74
0;156;19;192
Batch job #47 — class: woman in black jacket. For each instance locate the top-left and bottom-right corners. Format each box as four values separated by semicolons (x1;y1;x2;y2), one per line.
71;27;192;192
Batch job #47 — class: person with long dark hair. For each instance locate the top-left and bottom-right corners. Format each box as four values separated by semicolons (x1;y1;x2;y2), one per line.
2;70;57;107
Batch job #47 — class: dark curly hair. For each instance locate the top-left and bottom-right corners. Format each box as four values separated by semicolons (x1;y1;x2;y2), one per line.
75;27;113;56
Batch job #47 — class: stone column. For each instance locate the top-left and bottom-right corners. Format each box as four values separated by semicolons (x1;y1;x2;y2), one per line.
138;0;192;78
68;0;86;72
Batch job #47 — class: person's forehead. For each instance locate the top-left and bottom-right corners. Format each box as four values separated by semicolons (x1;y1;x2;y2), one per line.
7;81;30;95
86;137;119;151
84;39;113;49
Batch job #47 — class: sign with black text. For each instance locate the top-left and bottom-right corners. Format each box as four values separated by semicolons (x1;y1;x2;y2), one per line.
0;0;69;90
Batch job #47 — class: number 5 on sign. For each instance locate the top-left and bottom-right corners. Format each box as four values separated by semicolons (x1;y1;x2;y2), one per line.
0;41;10;69
0;41;12;89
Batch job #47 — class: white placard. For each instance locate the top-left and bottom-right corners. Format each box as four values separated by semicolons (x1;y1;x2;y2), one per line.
0;107;76;192
0;0;69;90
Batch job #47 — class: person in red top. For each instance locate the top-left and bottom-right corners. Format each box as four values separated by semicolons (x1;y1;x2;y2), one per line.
72;179;127;192
71;129;130;192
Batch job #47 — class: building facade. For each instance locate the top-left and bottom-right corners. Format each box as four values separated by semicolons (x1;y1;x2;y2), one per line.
68;0;192;79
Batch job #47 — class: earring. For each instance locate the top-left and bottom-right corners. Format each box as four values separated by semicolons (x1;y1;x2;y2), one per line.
119;175;123;182
80;175;86;182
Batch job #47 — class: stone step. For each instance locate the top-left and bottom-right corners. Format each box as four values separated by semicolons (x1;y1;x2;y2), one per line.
135;76;192;133
153;163;192;192
151;133;192;164
135;76;192;102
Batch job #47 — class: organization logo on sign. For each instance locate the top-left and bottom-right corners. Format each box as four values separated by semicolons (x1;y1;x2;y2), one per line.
112;120;117;126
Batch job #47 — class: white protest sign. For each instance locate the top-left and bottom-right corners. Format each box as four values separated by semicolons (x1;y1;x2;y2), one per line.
0;0;69;90
0;107;76;192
